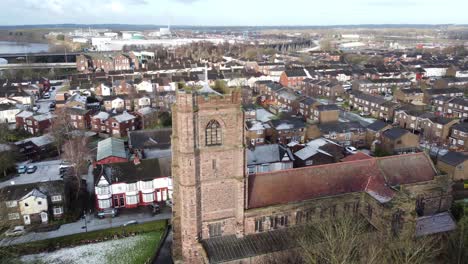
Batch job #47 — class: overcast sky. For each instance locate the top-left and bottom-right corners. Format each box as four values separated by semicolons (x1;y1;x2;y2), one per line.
0;0;467;26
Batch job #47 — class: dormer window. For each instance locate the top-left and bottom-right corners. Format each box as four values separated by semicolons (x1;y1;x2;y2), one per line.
206;120;222;146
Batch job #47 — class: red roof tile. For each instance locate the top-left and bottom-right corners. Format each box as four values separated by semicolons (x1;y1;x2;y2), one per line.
341;152;374;162
247;153;436;209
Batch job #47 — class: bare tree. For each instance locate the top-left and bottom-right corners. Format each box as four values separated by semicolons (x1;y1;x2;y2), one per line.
297;216;442;264
61;136;90;198
48;108;72;155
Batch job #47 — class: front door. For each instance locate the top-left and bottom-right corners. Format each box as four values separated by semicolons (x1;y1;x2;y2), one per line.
40;212;48;223
113;194;125;208
23;215;31;225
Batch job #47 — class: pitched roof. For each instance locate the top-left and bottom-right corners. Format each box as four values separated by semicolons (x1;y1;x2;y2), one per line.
96;138;127;161
341;152;374;162
438;151;468;166
128;129;172;150
113;111;136;123
415;212;456;237
1;180;64;201
94;157;171;184
316;104;340;112
247;144;294;166
319;121;365;134
452;122;468;133
248;153;436;209
367;120;389;132
382;127;409;140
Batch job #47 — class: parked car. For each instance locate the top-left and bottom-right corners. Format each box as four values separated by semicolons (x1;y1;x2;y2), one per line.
4;226;25;237
17;165;27;174
123;220;138;227
49;102;56;110
345;146;358;154
43;92;50;99
150;203;161;215
336;97;344;102
97;208;118;219
26;165;37;174
359;111;371;117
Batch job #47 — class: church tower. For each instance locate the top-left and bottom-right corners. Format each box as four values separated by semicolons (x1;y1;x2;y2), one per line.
172;86;245;263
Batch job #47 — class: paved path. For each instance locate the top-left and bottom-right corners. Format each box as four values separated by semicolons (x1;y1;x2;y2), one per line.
154;226;173;264
0;209;171;247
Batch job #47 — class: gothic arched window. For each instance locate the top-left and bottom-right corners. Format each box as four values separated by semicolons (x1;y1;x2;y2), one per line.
206;120;222;146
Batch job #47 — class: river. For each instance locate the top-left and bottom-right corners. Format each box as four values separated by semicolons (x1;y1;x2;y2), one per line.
0;41;50;54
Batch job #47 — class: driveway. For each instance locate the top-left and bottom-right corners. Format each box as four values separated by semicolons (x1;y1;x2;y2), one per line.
0;207;171;247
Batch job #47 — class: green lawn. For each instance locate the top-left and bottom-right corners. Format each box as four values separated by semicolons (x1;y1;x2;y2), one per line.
8;220;167;256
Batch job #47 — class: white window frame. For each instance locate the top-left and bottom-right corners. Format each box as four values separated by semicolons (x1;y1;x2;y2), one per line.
53;207;63;215
8;213;20;220
51;195;62;202
5;201;17;208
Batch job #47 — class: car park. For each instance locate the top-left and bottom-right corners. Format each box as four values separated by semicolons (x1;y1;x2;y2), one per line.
4;226;25;237
26;165;37;174
97;208;118;219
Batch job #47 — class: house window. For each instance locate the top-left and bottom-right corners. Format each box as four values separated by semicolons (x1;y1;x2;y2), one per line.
305;160;313;166
127;183;137;192
126;195;139;205
143;193;154;203
51;195;62;202
206;120;222;146
53;207;63;215
5;201;17;208
8;213;20;220
25;203;29;207
96;186;110;195
141;181;153;190
247;166;256;175
255;217;264;232
37;201;42;205
208;222;222;238
98;199;112;209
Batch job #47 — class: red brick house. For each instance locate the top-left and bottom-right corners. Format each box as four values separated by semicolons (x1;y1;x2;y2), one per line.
108;111;137;138
279;69;308;88
16;111;54;135
66;107;92;130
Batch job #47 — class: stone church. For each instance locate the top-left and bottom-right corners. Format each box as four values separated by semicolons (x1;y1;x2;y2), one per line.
171;87;455;264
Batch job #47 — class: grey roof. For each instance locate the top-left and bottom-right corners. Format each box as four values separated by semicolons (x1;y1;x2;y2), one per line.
382;127;409;140
202;228;300;264
270;118;306;131
96;138;127;161
247;144;294;165
128;128;172;150
452;122;468;133
367;120;389;132
1;180;64;201
438;151;468;166
316;104;339;112
415;212;456;237
319;121;365;134
94;157;171;184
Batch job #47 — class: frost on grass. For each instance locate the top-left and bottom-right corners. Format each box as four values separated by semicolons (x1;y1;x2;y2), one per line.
21;233;161;264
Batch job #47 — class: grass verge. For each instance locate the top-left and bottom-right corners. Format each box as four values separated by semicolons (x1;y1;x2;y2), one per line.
6;220;167;256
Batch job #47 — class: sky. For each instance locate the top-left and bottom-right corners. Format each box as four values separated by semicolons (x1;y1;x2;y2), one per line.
0;0;467;26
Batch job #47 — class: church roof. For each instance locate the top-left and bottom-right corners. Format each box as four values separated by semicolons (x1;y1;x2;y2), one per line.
247;152;436;208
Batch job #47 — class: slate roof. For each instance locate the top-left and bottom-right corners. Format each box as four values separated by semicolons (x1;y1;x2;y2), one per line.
382;127;409;140
128;129;172;150
1;180;64;201
316;104;339;112
438;151;468;166
425;116;455;125
319;121;365;134
452;122;468;133
247;144;294;166
270;118;305;131
94;157;171;184
96;138;127;161
248;153;436;208
415;212;456;237
367;120;389;132
284;69;307;77
113;111;136;123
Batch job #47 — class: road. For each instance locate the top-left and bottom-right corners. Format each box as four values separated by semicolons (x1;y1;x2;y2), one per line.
35;81;62;114
0;208;171;247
